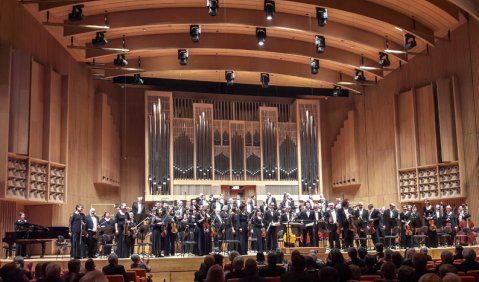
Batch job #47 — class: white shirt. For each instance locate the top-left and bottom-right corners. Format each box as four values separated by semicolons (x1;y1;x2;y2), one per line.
90;216;98;232
215;202;222;212
137;202;142;214
330;210;337;224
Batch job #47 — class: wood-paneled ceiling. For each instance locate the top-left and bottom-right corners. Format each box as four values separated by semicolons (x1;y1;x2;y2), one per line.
21;0;470;93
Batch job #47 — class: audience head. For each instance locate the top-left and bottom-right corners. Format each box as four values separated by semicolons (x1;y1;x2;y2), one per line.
244;259;258;276
232;256;244;272
438;264;457;278
108;253;119;265
412;253;428;271
85;258;96;272
305;256;316;269
405;248;416;260
329;248;344;264
214;253;224;266
276;250;285;264
205;264;224;282
318;266;339;282
348;247;358;259
420;247;429;256
349;264;361;281
392;251;403;268
442;273;461;282
228;251;240;263
256;252;265;263
384;249;393;262
131;254;141;264
45;263;62;279
34;263;44;279
365;255;377;268
291;250;301;261
375;243;384;253
455;245;463;255
0;263;27;282
418;273;441;282
440;251;454;264
13;256;25;268
204;255;215;269
68;259;81;273
397;266;415;282
358;247;368;259
463;248;477;261
380;262;396;280
267;252;278;266
292;254;306;272
79;270;108;282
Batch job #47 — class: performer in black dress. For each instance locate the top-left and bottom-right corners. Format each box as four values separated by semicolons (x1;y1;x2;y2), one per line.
187;209;198;254
423;200;438;248
400;205;413;248
238;205;249;255
114;203;132;258
69;204;86;259
99;211;115;255
128;212;137;255
15;212;29;257
252;210;265;253
150;208;164;257
165;207;177;256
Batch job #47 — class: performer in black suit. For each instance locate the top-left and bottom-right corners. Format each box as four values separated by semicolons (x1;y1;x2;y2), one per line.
383;203;399;247
265;193;276;207
131;196;146;222
423;200;437;248
442;205;457;246
313;204;323;247
69;204;86;259
354;202;369;248
85;208;99;258
368;204;381;245
299;202;316;247
15;212;30;257
264;203;280;251
114;203;132;258
324;203;340;249
338;199;353;249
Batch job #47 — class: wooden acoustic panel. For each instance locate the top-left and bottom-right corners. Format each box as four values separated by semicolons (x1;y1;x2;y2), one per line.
415;84;438;166
397;90;416;169
436;77;458;162
48;69;63;163
29;60;46;160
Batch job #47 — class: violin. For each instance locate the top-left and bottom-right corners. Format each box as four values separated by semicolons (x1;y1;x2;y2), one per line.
404;223;413;236
204;216;210;233
261;227;266;238
429;219;437;232
368;220;376;235
171;222;178;234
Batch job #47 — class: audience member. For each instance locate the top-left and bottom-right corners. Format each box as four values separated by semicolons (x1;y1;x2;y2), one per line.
375;243;384;260
392;252;403;269
63;259;84;282
79;270;108;282
328;249;351;282
397;266;415;282
0;263;28;282
362;255;378;275
304;256;320;282
34;262;46;282
241;258;266;282
347;247;365;267
453;245;464;260
256;253;266;265
412;253;428;282
442;273;461;282
214;254;224;266
420;247;433;261
45;263;62;282
379;262;396;282
226;256;245;280
225;251;240;271
318;266;339;282
349;264;361;281
194;255;214;282
84;259;96;272
276;250;286;266
358;247;368;260
205;264;224;282
402;248;416;267
438;264;457;278
130;254;152;272
435;251;454;273
418;273;441;282
13;256;33;280
259;253;285;277
102;253;128;282
280;255;308;282
458;249;479;273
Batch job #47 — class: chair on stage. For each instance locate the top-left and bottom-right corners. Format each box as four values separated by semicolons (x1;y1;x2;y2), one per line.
439;226;453;247
55;235;71;259
413;226;428;247
100;234;116;258
182;231;197;256
106;275;125;282
277;230;284;249
383;227;400;249
248;237;257;253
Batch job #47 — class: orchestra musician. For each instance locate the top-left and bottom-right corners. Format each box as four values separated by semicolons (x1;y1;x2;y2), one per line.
324;202;340;249
15;212;29;257
164;207;177;256
196;207;209;256
423;200;438;248
131;196;146;222
383;203;399;247
442;205;457;246
128;211;137;255
313;204;323;247
354;202;369;248
99;211;114;256
238;204;249;255
265;192;276;207
151;207;164;257
85;208;99;258
368;204;381;245
264;203;280;251
299;202;316;247
69;204;86;259
252;210;265;253
114;203;132;258
400;205;412;248
338;200;353;249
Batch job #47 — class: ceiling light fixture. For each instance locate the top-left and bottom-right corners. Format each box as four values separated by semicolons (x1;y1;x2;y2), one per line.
68;4;84;22
310;58;320;74
405;33;417;49
260;73;270;88
190;25;201;42
207;0;219;16
378;52;390;67
225;70;235;86
354;69;366;81
264;0;275;21
178;49;189;65
332;85;342;97
91;32;108;46
133;74;144;85
316;7;328;27
113;54;128;66
315;35;326;53
256;28;267;46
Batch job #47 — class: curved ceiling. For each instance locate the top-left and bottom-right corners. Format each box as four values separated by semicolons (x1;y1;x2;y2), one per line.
22;0;467;93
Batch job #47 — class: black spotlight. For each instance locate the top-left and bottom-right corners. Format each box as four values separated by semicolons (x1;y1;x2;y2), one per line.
260;73;270;88
92;32;108;46
225;70;235;86
190;25;201;43
355;69;366;81
405;33;417;49
315;35;326;53
332;85;342;96
378;52;390;67
178;49;189;65
113;54;128;67
316;7;328;27
256;28;267;46
310;58;320;74
68;4;84;22
264;0;275;21
133;74;144;85
207;0;219;16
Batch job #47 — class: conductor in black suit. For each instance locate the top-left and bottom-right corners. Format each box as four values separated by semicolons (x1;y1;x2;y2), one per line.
131;196;146;222
338;199;353;249
265;193;276;207
263;203;280;251
324;203;340;249
368;204;381;245
383;203;399;247
299;202;316;247
85;208;100;258
354;202;369;248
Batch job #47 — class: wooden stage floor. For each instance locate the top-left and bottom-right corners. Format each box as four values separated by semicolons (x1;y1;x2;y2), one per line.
1;246;478;282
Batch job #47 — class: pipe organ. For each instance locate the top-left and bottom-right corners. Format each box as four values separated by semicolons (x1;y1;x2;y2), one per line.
145;92;322;199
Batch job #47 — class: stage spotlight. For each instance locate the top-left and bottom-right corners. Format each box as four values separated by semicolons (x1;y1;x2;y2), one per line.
378;52;390;67
225;70;235;86
207;0;219;16
68;4;84;22
316;7;328;27
260;73;270;88
355;69;366;81
133;74;144;85
190;25;201;42
256;28;267;46
310;58;320;74
332;85;342;97
405;33;417;49
315;35;326;53
113;54;128;67
178;49;189;65
91;32;108;46
264;0;275;20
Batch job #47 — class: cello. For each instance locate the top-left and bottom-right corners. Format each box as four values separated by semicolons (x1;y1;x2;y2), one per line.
458;204;475;245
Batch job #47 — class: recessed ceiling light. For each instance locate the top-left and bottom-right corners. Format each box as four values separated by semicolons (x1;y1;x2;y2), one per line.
395;27;403;32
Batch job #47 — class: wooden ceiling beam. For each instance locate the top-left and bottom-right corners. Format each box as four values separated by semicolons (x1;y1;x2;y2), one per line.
62;8;407;61
425;0;462;20
447;0;479;21
102;55;362;92
85;33;384;78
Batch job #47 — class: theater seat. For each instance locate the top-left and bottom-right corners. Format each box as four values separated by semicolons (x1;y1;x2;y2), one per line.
106;275;125;282
265;277;281;282
466;270;479;281
460;276;475;282
125;271;139;282
360;275;382;282
226;279;241;282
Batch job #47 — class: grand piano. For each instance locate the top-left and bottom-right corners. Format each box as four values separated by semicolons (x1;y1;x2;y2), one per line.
2;225;69;258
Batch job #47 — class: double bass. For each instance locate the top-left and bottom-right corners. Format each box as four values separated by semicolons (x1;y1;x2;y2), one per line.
458;204;475;245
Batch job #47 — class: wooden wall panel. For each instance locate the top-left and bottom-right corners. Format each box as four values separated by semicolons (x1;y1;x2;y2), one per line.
8;50;30;155
0;46;12;197
415;84;438;166
436;77;458;162
397;91;416;169
0;201;17;249
29;60;45;159
49;70;62;163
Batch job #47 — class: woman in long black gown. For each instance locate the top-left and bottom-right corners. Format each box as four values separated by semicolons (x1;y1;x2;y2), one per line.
252;210;264;253
69;204;86;259
150;208;164;257
115;203;131;258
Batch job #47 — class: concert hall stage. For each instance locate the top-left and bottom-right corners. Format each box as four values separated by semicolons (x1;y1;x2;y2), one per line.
2;246;479;282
